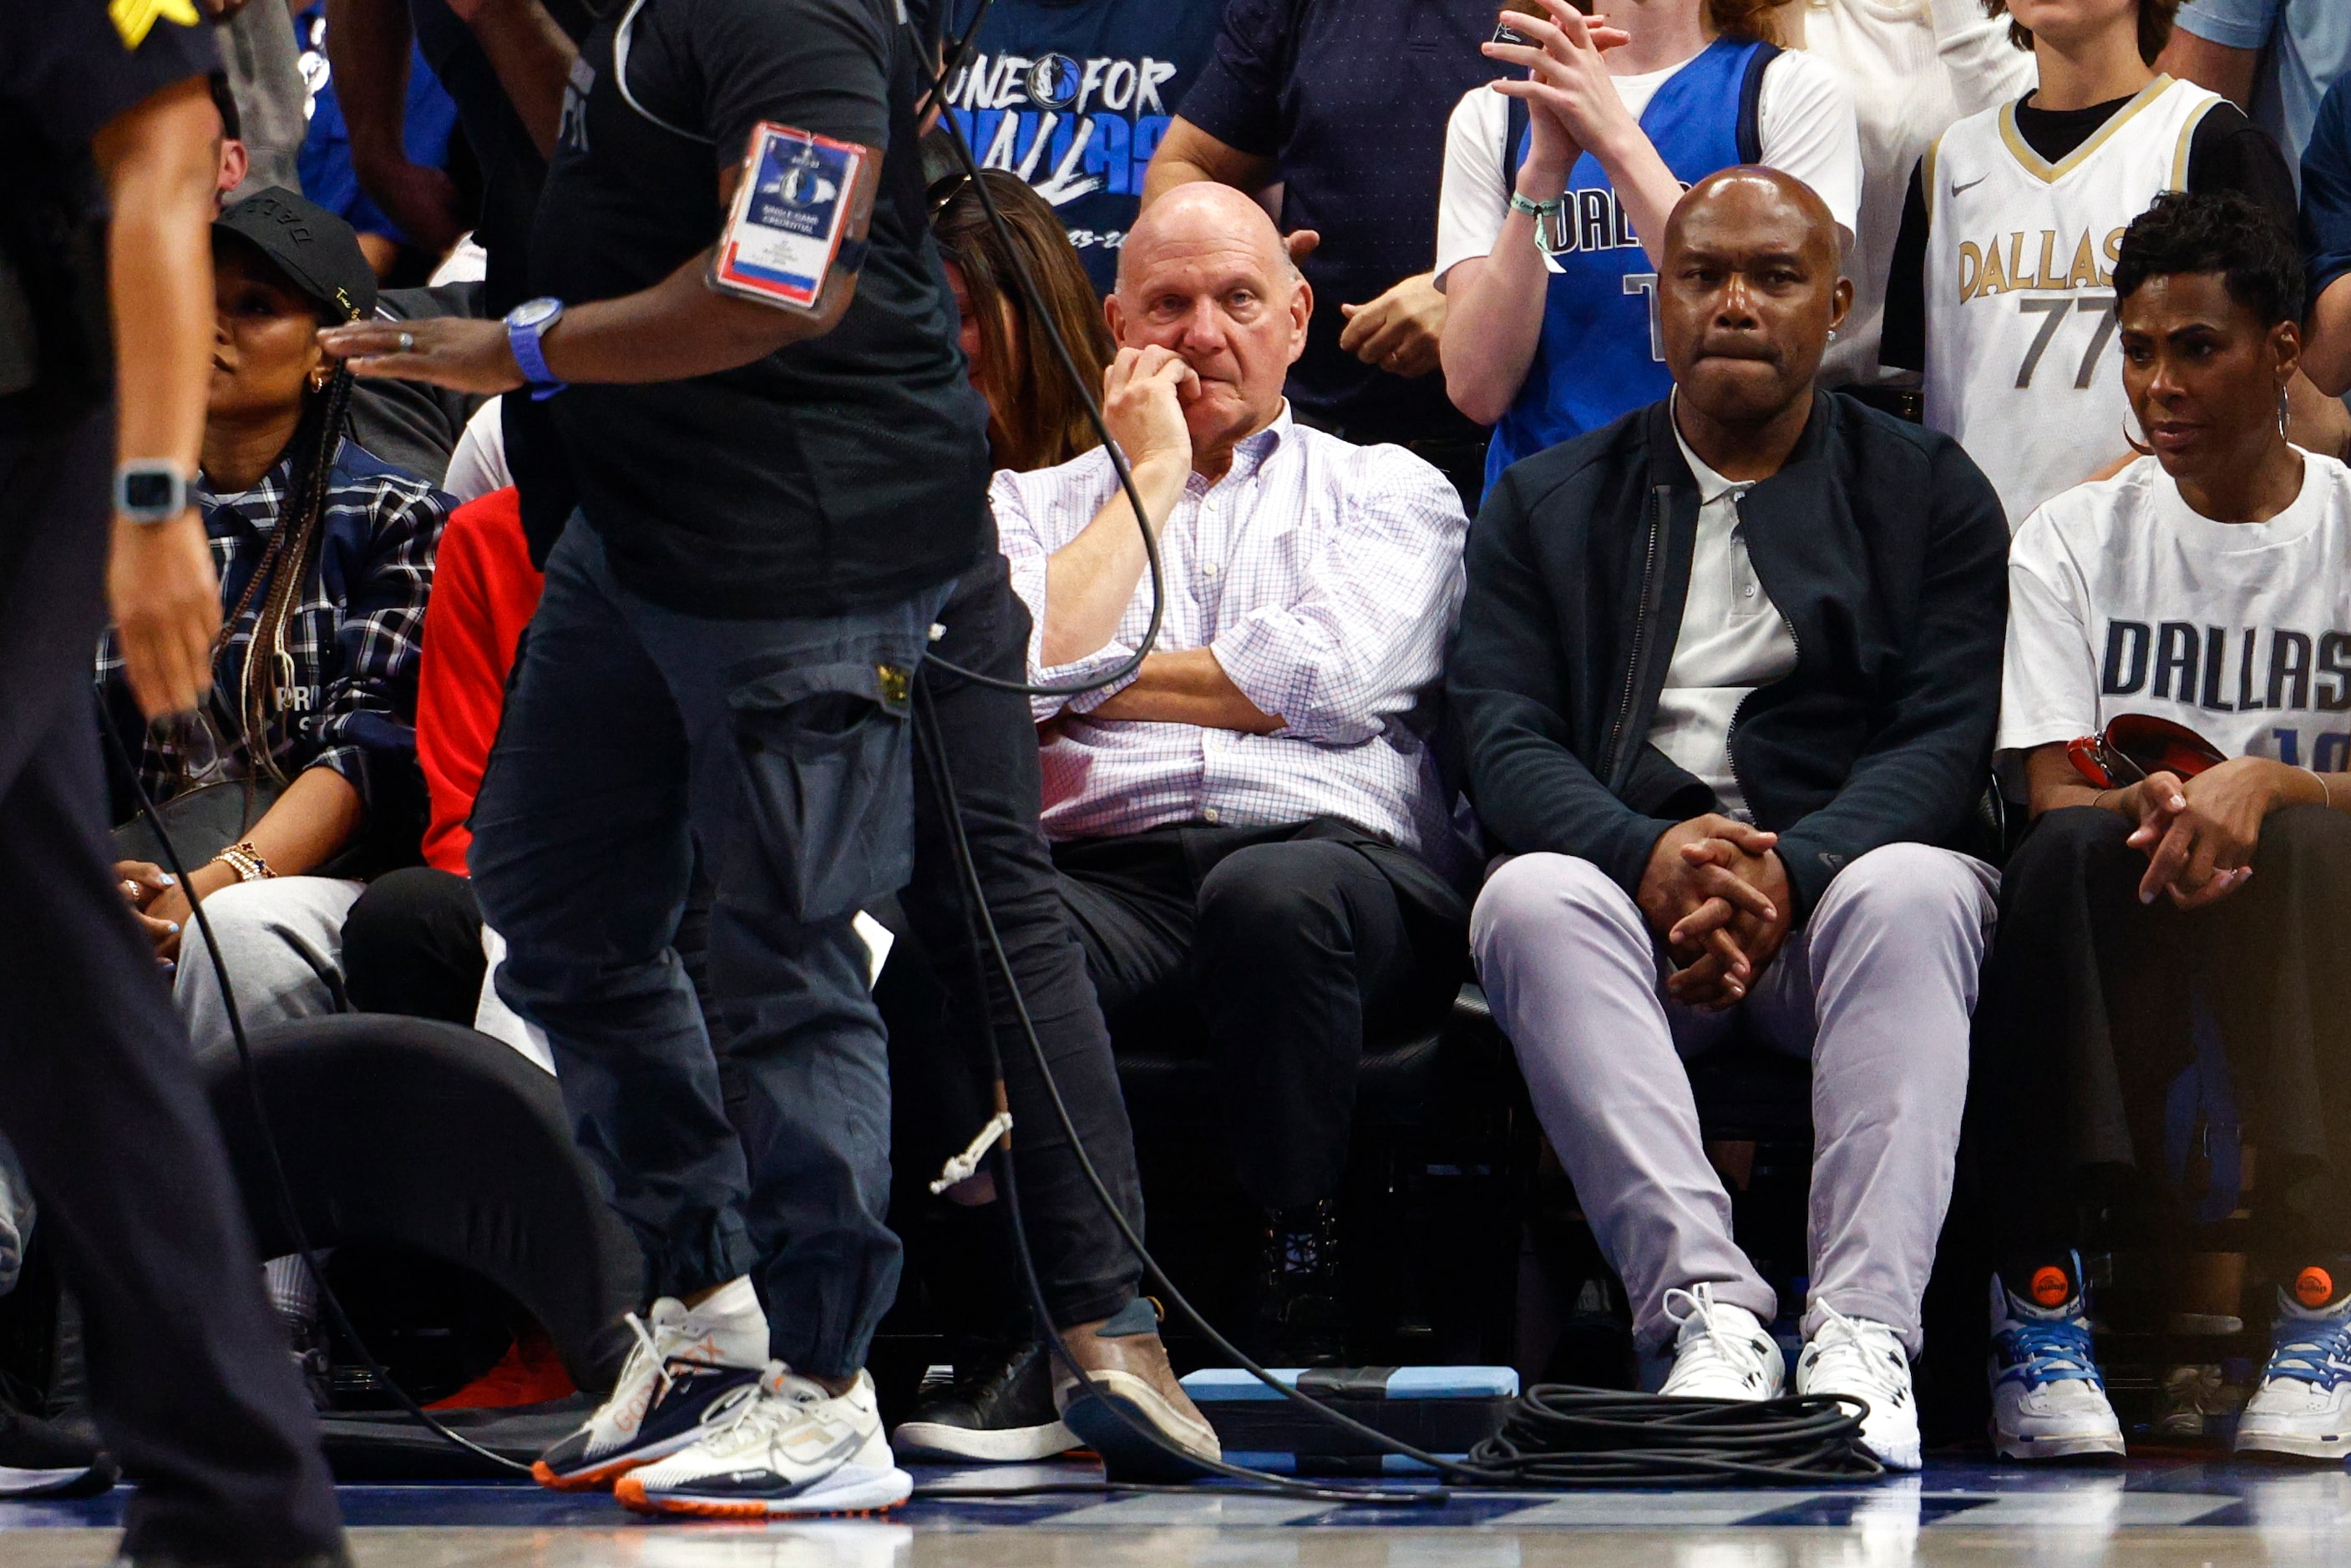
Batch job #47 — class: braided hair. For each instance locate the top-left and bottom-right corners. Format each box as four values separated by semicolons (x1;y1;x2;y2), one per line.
226;356;357;784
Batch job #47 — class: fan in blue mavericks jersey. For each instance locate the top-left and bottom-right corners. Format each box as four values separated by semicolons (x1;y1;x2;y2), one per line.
1434;0;1861;496
944;0;1220;294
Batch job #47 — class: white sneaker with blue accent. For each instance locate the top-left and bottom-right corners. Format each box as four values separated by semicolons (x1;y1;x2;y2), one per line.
533;1276;768;1491
2237;1272;2351;1460
1658;1284;1783;1401
616;1364;911;1518
1796;1305;1921;1471
1987;1257;2125;1460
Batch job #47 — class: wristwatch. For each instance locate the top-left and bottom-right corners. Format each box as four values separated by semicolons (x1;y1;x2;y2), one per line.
504;296;569;401
114;460;190;525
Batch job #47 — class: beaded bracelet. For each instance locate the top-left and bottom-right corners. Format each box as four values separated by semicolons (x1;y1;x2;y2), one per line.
214;841;276;883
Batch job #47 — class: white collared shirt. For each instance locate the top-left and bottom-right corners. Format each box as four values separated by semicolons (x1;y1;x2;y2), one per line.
991;403;1469;860
1647;416;1800;820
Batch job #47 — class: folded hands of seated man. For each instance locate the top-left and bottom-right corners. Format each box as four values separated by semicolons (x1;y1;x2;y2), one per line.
2119;758;2322;909
1636;815;1791;1011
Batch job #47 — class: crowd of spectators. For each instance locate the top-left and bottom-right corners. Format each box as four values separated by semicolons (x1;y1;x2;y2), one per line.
68;0;2351;1500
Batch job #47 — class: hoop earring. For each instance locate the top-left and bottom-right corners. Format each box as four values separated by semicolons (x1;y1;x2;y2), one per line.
2280;386;2293;442
2122;420;2153;458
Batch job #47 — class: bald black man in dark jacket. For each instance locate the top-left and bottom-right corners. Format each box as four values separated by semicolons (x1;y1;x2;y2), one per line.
1448;168;2007;1472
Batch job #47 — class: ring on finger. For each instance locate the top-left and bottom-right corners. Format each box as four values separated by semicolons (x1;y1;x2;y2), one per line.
397;331;417;352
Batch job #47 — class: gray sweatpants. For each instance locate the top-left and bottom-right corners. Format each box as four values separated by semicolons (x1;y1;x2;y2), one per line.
175;876;365;1055
1472;842;1996;1357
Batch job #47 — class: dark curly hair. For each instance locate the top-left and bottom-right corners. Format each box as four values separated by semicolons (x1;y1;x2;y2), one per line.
1981;0;2179;65
2111;190;2304;327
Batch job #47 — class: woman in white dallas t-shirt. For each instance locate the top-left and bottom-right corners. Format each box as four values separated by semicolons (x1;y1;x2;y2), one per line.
2003;200;2351;883
1985;188;2351;1467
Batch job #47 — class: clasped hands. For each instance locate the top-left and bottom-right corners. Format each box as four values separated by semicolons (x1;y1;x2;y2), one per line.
1637;815;1793;1011
2111;756;2319;909
1481;0;1634;192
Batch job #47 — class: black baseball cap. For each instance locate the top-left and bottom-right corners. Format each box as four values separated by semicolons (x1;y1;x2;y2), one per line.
214;187;377;324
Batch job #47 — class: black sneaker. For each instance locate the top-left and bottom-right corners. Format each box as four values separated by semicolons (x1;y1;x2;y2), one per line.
0;1402;115;1498
889;1341;1077;1464
1256;1200;1346;1367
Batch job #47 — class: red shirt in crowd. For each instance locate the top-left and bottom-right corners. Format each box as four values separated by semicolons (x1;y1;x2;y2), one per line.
415;487;543;874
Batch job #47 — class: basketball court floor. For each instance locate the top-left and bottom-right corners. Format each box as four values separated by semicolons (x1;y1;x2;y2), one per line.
6;1457;2351;1565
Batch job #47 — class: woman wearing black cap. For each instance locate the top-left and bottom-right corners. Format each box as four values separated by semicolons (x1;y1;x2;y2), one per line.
104;188;452;1058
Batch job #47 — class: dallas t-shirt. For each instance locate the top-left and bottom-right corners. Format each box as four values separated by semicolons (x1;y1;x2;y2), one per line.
942;0;1219;295
2000;452;2351;776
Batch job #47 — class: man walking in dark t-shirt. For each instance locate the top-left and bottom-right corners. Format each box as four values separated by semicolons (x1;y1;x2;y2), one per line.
326;0;997;1519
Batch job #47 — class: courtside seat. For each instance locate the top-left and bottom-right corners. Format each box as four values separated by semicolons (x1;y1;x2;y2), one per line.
195;1014;641;1397
1112;984;1533;1364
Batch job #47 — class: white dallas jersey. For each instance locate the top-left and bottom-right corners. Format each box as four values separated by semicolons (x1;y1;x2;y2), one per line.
1921;77;2225;530
2000;453;2351;776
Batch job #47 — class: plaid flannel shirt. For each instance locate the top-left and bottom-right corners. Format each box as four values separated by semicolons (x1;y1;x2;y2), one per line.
993;404;1470;860
98;438;450;805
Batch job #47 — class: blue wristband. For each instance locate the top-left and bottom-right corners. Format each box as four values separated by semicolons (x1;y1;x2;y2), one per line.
504;297;568;400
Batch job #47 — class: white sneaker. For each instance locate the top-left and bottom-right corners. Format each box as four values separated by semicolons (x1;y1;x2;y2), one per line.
1658;1284;1783;1401
2237;1274;2351;1461
533;1277;768;1490
617;1365;912;1518
1986;1258;2125;1460
1796;1305;1921;1470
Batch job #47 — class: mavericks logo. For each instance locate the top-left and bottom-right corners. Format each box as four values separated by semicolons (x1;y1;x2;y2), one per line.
945;50;1183;208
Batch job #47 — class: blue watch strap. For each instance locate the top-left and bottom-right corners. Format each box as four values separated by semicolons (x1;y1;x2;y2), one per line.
504;299;568;400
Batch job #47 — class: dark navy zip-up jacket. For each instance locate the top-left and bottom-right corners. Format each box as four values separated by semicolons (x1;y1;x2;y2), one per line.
1447;391;2009;922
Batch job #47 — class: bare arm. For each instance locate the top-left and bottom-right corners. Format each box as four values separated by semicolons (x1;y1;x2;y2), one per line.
1087;649;1284;732
144;767;367;954
327;0;465;255
2155;28;2262;111
1441;238;1553;427
2289;367;2351;459
1440;78;1581;426
1038;347;1197;665
449;0;577;159
2309;276;2351;398
1041;458;1189;666
95;76;226;721
1141;116;1276;208
321;155;881;388
1484;3;1669;266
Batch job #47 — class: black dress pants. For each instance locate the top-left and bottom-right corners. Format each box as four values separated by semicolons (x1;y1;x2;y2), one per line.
1054;821;1468;1213
1973;802;2351;1266
0;412;340;1559
891;554;1144;1327
342;866;485;1025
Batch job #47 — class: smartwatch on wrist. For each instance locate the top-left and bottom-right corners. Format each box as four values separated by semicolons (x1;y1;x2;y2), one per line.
504;297;569;400
114;460;190;525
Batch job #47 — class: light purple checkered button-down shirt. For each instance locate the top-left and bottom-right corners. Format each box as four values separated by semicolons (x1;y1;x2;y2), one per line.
993;403;1469;860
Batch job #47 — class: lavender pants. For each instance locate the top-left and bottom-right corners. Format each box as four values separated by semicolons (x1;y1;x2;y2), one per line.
1472;843;1996;1358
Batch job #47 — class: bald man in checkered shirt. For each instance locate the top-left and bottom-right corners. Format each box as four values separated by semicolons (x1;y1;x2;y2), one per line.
991;183;1472;1367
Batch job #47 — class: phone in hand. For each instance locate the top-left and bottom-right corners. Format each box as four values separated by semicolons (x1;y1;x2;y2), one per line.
1492;0;1599;44
1491;3;1541;46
